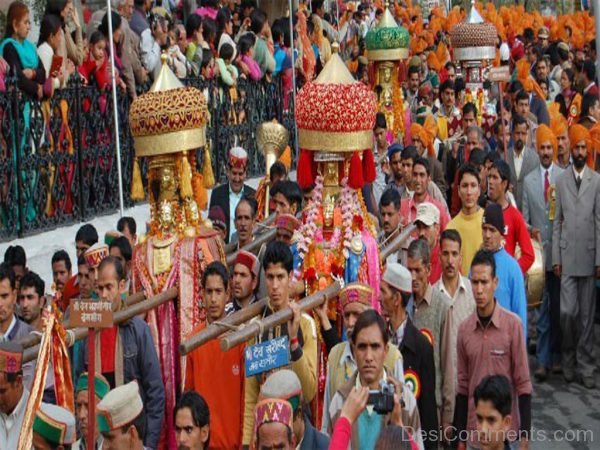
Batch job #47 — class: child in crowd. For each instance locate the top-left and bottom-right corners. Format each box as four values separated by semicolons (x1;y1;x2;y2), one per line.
237;33;262;81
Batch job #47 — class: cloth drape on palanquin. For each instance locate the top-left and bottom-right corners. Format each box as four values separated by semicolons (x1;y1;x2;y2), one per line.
293;43;381;428
128;56;225;448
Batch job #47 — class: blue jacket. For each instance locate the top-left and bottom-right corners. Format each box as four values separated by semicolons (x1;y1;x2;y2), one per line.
300;420;330;450
493;248;527;340
75;317;165;450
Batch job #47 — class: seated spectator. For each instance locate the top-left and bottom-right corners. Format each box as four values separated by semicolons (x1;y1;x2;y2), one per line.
216;42;238;86
185;13;205;76
195;0;219;21
216;7;236;60
238;32;261;81
44;0;85;68
0;1;47;99
3;245;28;288
37;14;66;91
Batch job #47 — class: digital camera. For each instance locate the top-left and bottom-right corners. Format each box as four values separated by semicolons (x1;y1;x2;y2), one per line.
367;381;395;415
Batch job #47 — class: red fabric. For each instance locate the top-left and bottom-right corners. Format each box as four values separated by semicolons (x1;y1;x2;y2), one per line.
429;244;442;284
99;326;118;374
502;205;534;274
60;275;79;311
329;416;352;450
185;322;245;450
450;171;461;217
544;171;550;203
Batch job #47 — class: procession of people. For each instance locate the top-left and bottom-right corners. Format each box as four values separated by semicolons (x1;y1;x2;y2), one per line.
1;1;599;449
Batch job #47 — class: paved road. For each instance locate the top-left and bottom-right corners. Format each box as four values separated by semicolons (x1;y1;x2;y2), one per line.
530;326;600;450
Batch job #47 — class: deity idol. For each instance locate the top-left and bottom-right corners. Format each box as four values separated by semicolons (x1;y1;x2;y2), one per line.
128;56;225;448
295;43;382;426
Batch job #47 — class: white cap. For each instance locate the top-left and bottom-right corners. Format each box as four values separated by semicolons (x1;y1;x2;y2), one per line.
414;202;440;226
97;381;144;433
382;262;412;293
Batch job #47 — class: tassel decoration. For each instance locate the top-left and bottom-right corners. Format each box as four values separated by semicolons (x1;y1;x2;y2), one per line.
130;157;145;201
180;152;194;199
193;172;208;210
202;146;215;188
297;149;315;189
348;152;364;189
362;149;376;183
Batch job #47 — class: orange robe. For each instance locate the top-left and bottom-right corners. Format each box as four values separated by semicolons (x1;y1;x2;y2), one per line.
185;321;245;450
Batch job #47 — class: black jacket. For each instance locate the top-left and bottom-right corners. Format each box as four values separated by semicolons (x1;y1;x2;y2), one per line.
208;183;256;243
399;318;439;450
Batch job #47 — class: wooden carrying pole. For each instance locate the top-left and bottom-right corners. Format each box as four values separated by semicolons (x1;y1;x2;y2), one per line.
379;224;416;262
226;228;277;267
180;297;269;355
220;281;342;351
18;290;148;349
23;287;178;363
185;223;416;351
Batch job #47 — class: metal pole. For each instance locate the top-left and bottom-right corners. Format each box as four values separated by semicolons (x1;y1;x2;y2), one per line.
87;329;96;450
289;0;299;155
594;0;600;97
106;0;125;217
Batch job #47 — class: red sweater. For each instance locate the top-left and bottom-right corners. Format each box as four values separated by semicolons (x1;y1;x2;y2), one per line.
503;204;534;274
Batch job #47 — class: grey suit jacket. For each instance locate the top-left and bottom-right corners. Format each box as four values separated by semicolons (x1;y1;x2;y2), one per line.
507;146;540;211
552;167;600;277
522;164;564;271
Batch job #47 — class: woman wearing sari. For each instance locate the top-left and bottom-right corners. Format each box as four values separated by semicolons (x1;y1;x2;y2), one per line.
555;67;582;126
0;1;48;227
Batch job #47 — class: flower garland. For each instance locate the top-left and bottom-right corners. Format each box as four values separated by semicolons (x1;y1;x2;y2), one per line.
340;178;354;259
391;65;406;141
294;175;323;282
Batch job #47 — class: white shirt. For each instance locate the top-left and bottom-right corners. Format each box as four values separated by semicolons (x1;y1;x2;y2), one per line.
0;388;29;449
573;165;586;183
514;149;525;179
0;315;16;342
228;185;244;242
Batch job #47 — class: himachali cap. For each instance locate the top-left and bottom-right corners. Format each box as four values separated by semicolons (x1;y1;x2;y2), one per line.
483;203;507;236
0;341;23;374
538;26;549;39
415;203;440;226
382;262;412;294
339;283;373;309
33;403;76;445
76;372;111;399
84;243;109;269
229;146;248;169
260;370;302;411
235;250;260;277
254;398;294;431
97;381;144;433
208;206;227;231
275;214;301;234
104;230;123;246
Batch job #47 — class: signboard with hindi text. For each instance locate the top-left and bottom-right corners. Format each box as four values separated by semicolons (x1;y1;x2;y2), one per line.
488;66;511;83
70;299;114;328
245;336;289;377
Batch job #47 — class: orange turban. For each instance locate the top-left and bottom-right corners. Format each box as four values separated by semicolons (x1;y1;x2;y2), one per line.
549;102;568;137
569;124;593;168
536;124;557;160
410;115;437;157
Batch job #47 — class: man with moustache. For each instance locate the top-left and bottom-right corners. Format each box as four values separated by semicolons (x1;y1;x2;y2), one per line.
552;124;600;389
72;373;110;450
379;188;402;264
522;125;564;381
433;229;475;440
185;261;244;449
74;256;164;449
226;250;260;315
18;271;45;332
507;114;540;211
232;197;258;249
551;109;571;169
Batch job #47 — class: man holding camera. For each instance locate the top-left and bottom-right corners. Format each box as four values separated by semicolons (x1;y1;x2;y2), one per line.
327;310;422;450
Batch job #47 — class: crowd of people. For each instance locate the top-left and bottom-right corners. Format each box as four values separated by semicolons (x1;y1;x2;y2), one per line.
1;0;600;450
